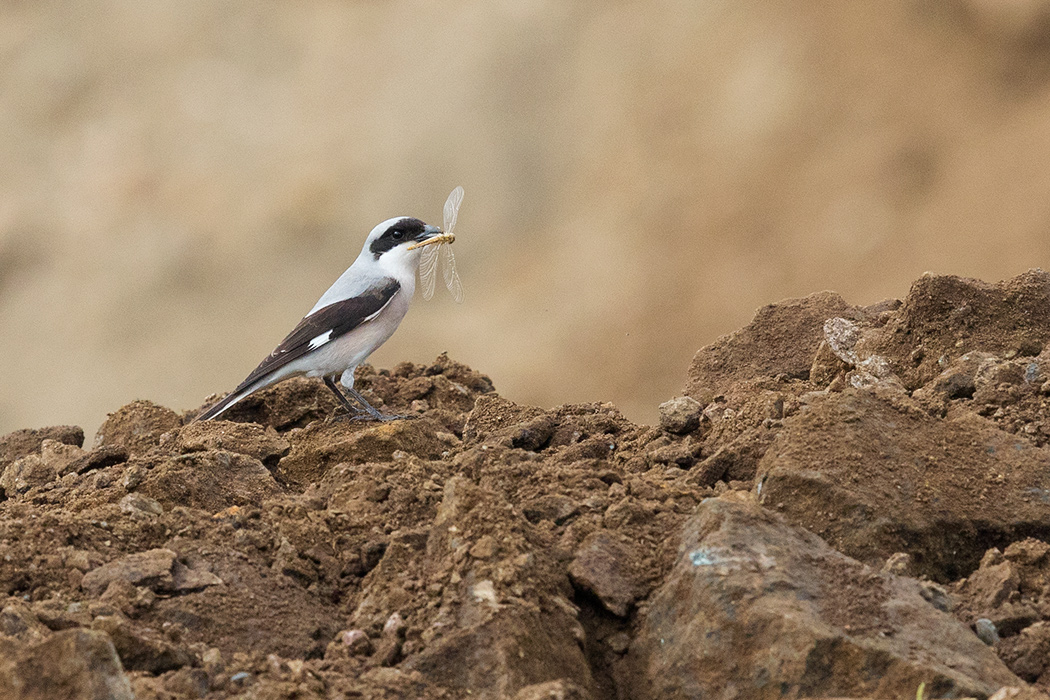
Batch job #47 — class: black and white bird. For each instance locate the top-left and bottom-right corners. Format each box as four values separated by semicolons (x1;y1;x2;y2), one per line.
195;216;445;422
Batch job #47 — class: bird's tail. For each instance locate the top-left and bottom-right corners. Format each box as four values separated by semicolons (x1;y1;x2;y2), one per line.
193;387;251;422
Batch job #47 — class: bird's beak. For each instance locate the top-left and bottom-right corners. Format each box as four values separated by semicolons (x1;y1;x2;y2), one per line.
407;224;453;251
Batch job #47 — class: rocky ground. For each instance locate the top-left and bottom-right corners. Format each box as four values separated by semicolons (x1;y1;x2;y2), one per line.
6;271;1050;699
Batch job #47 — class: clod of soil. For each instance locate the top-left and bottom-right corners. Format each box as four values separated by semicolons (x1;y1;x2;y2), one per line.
6;279;1050;699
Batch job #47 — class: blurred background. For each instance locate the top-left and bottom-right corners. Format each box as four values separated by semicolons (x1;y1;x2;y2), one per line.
3;0;1050;437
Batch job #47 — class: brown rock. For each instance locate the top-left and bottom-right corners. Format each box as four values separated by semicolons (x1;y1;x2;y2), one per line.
0;628;134;700
64;445;128;475
81;549;177;596
0;438;85;494
136;449;281;512
756;389;1050;579
0;425;84;470
961;551;1020;611
863;270;1050;391
0;600;49;642
277;418;454;485
94;400;182;457
203;376;340;430
658;396;702;435
405;605;596;699
522;495;580;525
91;614;192;673
513;678;594;700
626;498;1021;700
686;291;861;400
463;393;546;444
173;420;290;467
568;530;643;617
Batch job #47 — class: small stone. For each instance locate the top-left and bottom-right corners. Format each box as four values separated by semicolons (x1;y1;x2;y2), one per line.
0;425;84;470
119;493;164;517
341;629;373;655
568;530;643;617
512;679;593;700
91;614;192;673
882;552;912;575
163;668;209;699
65;445;129;475
658;396;702;435
606;631;631;654
975;618;1000;646
81;549;177;596
522;495;580;525
469;535;498;560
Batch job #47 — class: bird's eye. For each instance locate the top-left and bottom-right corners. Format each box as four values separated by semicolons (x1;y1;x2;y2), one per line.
391;230;404;240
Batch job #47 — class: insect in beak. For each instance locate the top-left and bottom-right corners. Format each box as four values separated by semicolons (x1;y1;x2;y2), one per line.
407;233;455;250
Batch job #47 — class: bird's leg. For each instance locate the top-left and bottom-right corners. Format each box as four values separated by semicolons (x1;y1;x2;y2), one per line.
342;385;412;422
324;376;367;419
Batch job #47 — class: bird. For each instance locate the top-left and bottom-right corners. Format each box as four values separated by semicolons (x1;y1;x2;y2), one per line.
195;216;445;422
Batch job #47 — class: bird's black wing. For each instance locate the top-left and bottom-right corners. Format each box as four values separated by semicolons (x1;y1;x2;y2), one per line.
196;279;401;421
234;278;401;390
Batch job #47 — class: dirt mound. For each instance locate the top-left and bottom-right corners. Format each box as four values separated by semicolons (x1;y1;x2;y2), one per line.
6;279;1050;698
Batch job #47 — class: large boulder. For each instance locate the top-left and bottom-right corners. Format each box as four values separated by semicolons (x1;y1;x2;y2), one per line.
626;497;1021;700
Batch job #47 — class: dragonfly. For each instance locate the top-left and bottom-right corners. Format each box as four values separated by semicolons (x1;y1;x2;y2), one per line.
408;186;464;303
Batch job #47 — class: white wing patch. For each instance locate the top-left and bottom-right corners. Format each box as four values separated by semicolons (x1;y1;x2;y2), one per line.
308;330;333;350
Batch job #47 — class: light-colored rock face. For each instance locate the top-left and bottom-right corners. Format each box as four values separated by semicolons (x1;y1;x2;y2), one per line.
626;498;1022;700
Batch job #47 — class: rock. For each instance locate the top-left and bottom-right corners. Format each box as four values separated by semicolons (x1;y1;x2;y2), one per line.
962;551;1019;611
975;618;1000;646
0;439;85;494
862;270;1050;391
0;628;134;700
172;420;290;467
94;400;182;457
568;530;643;617
276;418;456;485
0;425;84;470
513;678;594;700
658;397;702;435
997;621;1050;682
79;549;220;597
462;393;546;444
341;629;373;656
205;376;340;429
405;605;596;699
171;560;223;591
64;445;128;475
81;549;177;596
118;492;164;517
686;291;861;400
692;426;775;485
510;415;558;451
91;614;192;673
626;498;1022;700
756;389;1050;579
0;600;49;642
135;449;281;512
989;687;1050;700
522;495;579;525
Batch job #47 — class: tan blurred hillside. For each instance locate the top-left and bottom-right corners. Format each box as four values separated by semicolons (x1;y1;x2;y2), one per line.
3;0;1050;436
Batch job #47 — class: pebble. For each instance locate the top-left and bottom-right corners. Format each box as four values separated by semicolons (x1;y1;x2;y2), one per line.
658;397;702;435
341;629;373;655
974;618;999;646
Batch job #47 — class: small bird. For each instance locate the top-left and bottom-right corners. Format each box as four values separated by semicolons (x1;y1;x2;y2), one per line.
195;216;445;422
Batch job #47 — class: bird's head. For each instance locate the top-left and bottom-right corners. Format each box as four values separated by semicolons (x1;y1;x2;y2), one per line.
360;216;442;275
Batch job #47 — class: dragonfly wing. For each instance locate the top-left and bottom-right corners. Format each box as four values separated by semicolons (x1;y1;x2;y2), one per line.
443;186;464;234
441;243;464;303
419;244;439;301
